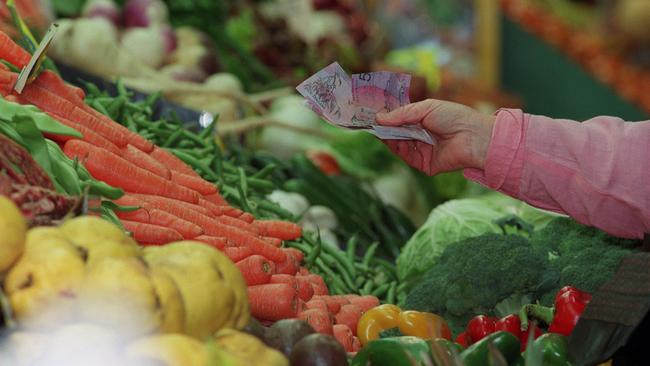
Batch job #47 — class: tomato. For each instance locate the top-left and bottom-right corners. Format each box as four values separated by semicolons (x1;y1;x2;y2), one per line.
306;151;341;175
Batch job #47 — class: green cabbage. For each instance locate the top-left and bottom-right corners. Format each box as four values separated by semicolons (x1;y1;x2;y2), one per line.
396;193;560;286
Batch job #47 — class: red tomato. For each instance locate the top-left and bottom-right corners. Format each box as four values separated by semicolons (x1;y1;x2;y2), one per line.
306;151;341;175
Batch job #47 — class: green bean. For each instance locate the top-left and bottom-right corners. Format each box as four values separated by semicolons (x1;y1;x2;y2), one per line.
361;279;375;295
315;258;349;293
252;199;293;220
162;129;183;147
386;281;397;304
362;242;379;268
106;96;126;120
304;237;321;267
346;235;358;262
181;129;207;147
251;163;276;179
370;283;391;298
319;251;357;291
144;91;161;108
199;119;217;140
83;180;124;200
90;99;111;117
170;150;219;181
321;242;356;279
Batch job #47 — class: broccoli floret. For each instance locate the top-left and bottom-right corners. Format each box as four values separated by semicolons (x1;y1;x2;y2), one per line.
404;234;548;334
532;218;640;305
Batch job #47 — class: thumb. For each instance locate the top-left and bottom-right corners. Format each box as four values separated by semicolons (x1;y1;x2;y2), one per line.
376;99;436;126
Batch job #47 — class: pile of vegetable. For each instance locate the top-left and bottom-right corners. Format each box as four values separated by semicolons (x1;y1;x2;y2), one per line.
0;26;390;355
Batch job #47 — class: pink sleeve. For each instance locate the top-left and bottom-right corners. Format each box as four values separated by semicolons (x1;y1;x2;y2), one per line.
464;108;650;239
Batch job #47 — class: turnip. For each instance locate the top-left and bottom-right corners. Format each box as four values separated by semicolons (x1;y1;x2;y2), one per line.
123;0;168;28
204;73;243;93
82;0;121;26
63;18;121;75
159;64;206;83
167;45;219;76
120;26;165;69
266;190;310;217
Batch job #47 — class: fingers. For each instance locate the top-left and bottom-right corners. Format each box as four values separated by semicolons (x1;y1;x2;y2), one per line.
376;99;440;126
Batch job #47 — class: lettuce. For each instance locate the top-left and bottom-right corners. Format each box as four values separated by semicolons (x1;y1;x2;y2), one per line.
396;193;561;287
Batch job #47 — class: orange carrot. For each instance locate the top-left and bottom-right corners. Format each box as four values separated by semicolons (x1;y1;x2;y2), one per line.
263;237;282;247
170;170;217;195
333;324;355;352
121;144;171;179
121;219;183;245
63;140;200;203
0;73;18;96
253;220;302;240
34;70;85;107
284;248;305;263
203;192;228;206
224;247;253;262
198;198;243;218
46;113;122;155
149;147;200;177
306;275;329;296
295;276;314;302
81;104;154;152
352;336;361;352
270;274;299;295
313;296;345;314
0;30;30;68
345;295;380;313
215;215;259;234
274;250;299;275
248;283;300;321
129;193;211;216
335;304;363;336
238;212;255;223
236;255;274;286
297;267;311;276
19;84;130;147
298;309;334;335
194;235;228;250
117;207;203;239
305;299;328;313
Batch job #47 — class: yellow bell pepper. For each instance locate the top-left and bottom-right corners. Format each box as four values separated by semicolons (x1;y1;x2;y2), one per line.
357;305;451;346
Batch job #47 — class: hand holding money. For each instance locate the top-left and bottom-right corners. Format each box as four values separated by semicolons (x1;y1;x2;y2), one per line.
376;99;496;176
296;62;435;144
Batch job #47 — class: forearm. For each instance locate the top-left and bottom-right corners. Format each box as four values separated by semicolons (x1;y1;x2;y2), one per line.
465;109;650;239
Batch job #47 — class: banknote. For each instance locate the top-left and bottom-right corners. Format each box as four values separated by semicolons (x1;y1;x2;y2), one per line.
297;62;434;144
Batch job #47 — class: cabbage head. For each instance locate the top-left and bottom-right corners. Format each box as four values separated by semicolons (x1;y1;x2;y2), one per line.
396;193;560;287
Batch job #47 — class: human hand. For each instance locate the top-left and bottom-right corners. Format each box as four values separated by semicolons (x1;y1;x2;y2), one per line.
376;99;495;176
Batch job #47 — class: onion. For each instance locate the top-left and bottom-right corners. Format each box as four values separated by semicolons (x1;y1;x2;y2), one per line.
82;0;121;26
123;0;168;28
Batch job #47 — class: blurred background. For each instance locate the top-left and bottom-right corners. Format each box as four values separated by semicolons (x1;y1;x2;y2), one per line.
2;0;648;226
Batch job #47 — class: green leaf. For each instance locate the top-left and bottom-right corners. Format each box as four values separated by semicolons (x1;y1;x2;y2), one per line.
100;201;141;213
0;97;82;137
10;113;55;183
51;0;87;17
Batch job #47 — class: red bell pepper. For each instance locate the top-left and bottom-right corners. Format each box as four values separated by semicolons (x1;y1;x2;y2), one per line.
466;315;497;344
520;286;592;337
495;314;543;351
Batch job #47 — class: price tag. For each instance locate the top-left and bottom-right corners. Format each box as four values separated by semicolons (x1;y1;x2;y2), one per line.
14;23;59;94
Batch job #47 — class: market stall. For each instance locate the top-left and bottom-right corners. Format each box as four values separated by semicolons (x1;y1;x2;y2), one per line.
0;0;648;365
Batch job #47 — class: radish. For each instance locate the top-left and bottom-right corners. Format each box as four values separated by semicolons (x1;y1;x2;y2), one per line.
123;0;168;28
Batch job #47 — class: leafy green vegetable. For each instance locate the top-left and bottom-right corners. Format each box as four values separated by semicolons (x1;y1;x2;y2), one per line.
531;217;640;305
327;131;398;179
404;233;548;334
396;193;559;287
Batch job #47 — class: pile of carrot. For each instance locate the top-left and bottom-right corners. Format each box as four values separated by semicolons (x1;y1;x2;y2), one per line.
0;30;378;351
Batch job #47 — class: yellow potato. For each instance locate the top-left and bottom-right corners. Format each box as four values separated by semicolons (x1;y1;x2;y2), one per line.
0;196;27;273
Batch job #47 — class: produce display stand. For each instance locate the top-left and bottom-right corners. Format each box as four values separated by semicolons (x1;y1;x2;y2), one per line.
1;1;649;365
499;0;649;120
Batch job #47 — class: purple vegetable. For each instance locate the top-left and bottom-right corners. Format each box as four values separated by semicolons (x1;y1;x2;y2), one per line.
82;0;121;26
159;25;177;55
123;0;168;28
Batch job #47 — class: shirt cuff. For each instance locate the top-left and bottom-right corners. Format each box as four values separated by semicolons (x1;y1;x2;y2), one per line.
463;108;527;197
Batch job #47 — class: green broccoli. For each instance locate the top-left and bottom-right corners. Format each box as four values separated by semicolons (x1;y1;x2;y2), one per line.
403;233;548;334
532;217;640;305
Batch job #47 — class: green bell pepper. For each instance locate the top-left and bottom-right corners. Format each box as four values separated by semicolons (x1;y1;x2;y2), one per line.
460;331;521;366
350;336;433;366
524;333;572;366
